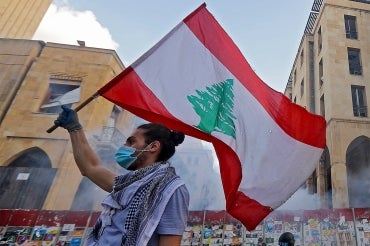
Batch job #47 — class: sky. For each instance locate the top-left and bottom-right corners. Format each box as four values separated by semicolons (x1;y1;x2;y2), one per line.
33;0;321;211
34;0;314;93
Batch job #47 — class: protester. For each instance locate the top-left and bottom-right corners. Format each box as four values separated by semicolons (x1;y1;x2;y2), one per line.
257;237;264;246
54;105;189;246
278;232;295;246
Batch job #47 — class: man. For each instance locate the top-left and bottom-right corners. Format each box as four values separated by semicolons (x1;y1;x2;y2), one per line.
55;105;189;246
278;232;295;246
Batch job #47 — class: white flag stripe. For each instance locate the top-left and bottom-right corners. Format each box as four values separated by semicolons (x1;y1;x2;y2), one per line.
134;23;221;124
134;23;322;208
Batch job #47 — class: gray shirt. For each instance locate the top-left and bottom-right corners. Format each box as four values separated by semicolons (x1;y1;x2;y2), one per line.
85;170;189;246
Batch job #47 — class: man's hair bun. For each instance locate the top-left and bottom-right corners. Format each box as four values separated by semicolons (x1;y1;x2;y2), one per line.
170;131;185;146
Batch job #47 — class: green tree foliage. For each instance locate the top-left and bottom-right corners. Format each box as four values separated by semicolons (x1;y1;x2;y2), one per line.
187;78;236;138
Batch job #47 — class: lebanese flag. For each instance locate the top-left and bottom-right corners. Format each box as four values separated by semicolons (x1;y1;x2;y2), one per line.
98;3;326;230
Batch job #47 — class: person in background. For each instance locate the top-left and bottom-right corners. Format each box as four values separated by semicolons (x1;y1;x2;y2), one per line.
257;237;264;246
54;105;189;246
278;232;295;246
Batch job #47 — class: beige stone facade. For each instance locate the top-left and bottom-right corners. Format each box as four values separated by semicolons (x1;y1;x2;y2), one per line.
0;0;51;39
0;38;131;210
285;0;370;209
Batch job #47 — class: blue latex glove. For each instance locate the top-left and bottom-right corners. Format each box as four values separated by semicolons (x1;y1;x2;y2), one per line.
54;105;83;132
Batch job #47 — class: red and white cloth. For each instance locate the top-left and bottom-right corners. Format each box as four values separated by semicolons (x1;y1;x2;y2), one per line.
98;3;326;230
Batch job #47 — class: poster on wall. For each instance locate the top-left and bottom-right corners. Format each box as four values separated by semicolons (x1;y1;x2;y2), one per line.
4;210;39;245
303;210;322;246
280;210;303;246
354;208;370;246
302;208;355;246
334;208;355;246
319;209;339;246
223;213;244;246
202;210;225;246
263;211;285;245
244;223;263;246
31;226;60;245
181;210;204;246
3;226;33;245
0;209;12;243
55;211;89;246
30;210;67;245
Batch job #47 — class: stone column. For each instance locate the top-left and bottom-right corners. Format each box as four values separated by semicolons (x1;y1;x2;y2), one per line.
317;164;328;208
330;162;349;208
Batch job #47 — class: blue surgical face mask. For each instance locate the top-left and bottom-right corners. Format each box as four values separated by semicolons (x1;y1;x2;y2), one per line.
114;143;152;169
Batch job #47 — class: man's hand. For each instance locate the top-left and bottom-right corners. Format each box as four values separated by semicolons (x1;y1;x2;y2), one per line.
54;105;83;132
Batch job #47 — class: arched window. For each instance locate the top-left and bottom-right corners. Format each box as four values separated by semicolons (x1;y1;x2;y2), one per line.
0;147;56;209
346;136;370;207
7;147;52;168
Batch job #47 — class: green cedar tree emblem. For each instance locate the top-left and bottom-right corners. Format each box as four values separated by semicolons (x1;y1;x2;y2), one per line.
187;78;236;138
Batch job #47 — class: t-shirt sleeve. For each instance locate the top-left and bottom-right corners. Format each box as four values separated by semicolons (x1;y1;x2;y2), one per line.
156;184;190;235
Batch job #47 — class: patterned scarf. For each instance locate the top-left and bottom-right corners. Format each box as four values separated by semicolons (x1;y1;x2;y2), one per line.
92;162;180;245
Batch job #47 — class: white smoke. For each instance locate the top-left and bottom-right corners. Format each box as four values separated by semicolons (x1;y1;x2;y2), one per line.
171;137;226;210
277;187;320;210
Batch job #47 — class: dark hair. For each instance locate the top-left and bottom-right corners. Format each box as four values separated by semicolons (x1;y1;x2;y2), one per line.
137;123;185;162
278;232;295;246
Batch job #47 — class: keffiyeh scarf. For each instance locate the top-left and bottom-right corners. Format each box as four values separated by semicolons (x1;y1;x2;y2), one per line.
91;162;183;246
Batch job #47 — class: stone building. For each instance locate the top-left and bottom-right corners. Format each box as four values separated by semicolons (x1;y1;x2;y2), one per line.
0;0;51;39
0;38;130;210
285;0;370;209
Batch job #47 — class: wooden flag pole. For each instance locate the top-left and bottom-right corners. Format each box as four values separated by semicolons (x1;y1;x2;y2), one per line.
46;92;100;133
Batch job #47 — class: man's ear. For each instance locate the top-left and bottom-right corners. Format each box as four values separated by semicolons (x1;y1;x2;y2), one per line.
150;140;161;152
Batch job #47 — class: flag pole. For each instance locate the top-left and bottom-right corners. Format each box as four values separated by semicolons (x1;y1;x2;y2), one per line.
46;92;100;133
